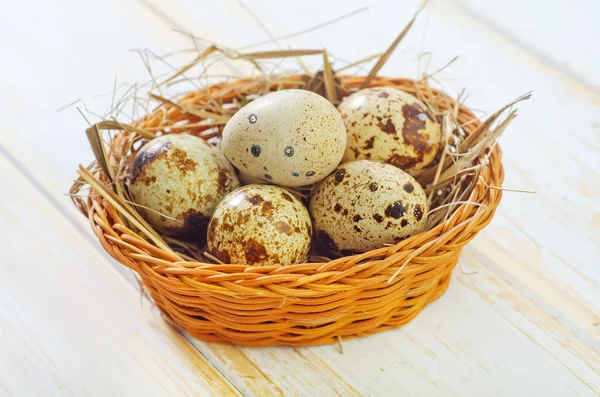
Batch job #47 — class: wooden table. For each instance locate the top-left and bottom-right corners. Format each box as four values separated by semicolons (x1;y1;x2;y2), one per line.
1;0;598;395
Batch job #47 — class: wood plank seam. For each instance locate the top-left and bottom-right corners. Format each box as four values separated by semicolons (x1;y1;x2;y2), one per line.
0;142;247;396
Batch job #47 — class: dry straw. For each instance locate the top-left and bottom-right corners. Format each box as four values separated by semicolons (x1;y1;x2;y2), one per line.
70;8;529;346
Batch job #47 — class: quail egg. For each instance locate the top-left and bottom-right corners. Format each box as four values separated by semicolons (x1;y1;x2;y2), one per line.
339;86;441;175
221;89;347;187
207;184;312;266
128;134;239;236
310;160;428;255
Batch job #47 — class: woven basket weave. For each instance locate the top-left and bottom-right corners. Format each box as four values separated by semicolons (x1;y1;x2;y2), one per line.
73;75;503;346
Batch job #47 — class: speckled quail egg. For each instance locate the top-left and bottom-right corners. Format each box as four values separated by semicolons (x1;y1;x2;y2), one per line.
207;184;312;266
309;160;428;255
339;86;442;176
128;134;239;236
221;89;347;187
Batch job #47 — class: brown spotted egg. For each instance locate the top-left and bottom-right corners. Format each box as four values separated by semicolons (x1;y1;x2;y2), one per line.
207;184;312;266
309;160;427;255
221;89;347;187
128;134;239;236
339;86;442;176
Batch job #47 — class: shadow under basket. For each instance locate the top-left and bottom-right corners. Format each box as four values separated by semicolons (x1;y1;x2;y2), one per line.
72;75;503;346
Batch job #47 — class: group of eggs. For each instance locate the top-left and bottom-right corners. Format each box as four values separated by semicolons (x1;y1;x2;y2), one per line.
128;86;442;266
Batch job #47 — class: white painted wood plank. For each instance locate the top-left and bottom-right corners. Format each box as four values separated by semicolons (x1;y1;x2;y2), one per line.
447;0;600;91
1;0;599;395
0;154;239;396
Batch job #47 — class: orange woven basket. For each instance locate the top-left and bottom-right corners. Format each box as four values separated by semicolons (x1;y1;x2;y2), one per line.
72;75;503;346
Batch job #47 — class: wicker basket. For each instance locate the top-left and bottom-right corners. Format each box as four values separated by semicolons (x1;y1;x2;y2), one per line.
73;75;503;346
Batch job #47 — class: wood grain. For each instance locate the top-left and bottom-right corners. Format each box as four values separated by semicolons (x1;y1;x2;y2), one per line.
447;0;600;92
0;0;599;395
0;153;239;396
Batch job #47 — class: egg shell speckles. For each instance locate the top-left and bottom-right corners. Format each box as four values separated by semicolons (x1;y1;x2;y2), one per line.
309;160;428;255
221;89;347;187
207;184;312;266
339;86;442;176
128;134;239;236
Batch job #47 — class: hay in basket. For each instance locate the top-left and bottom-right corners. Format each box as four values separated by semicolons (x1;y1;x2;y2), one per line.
69;8;529;347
